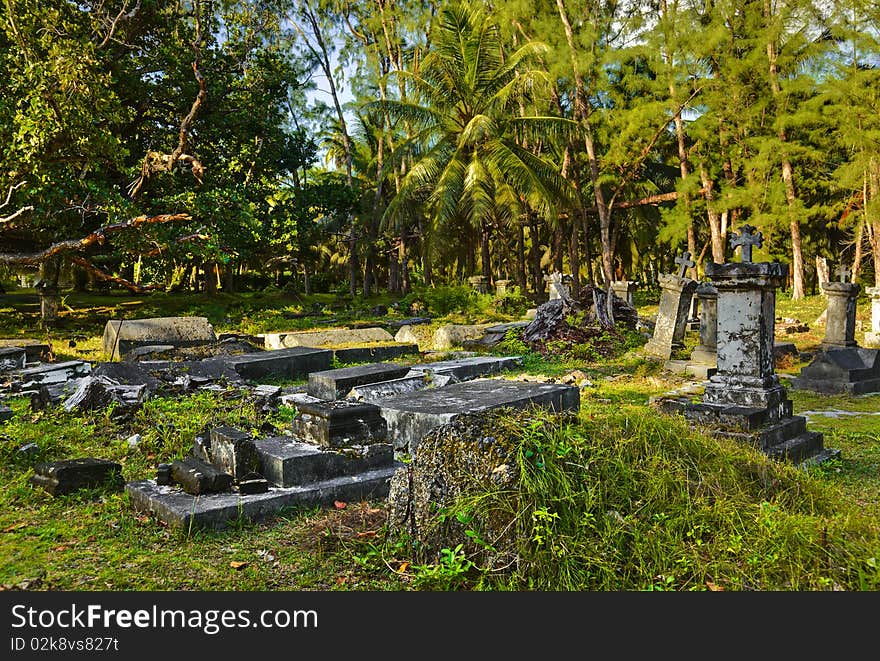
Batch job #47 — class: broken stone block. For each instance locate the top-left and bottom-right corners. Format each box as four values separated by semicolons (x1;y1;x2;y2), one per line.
293;400;387;448
102;317;217;359
331;343;420;364
0;346;26;372
205;426;262;481
20;361;92;385
30;458;123;496
255;436;394;487
92;362;161;394
170;456;234;495
0;405;12;422
411;355;522;382
0;339;50;362
62;376;147;412
223;347;332;381
307;362;413;400
238;475;270;495
346;374;432;402
156;463;172;486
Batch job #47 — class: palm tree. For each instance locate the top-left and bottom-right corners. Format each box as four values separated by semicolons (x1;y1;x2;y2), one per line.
371;0;573;281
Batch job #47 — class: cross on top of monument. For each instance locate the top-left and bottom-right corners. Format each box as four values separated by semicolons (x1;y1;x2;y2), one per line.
729;224;763;263
836;263;852;283
674;251;695;278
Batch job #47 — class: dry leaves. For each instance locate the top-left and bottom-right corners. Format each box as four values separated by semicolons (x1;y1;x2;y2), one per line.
229;561;248;570
333;501;347;509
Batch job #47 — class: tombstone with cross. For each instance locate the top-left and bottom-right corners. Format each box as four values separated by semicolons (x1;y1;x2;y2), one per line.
729;224;763;263
820;261;860;349
643;248;698;360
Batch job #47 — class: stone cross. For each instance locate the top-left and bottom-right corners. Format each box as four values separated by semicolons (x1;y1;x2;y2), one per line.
729;224;763;263
836;264;852;283
675;251;695;278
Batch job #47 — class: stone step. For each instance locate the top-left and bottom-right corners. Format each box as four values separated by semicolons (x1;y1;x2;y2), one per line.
255;436;394;487
765;432;826;464
715;415;807;449
126;464;399;530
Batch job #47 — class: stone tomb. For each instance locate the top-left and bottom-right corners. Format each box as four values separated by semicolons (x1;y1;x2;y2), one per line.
644;252;698;360
308;362;412;400
791;266;880;395
102;317;217;359
653;226;837;465
379;378;580;455
610;280;639;307
0;346;26;372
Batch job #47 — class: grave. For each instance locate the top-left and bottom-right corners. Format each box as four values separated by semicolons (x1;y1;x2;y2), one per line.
431;324;493;350
664;282;718;380
19;360;91;385
652;225;838;465
0;346;26;372
346;374;437;402
790;265;880;395
331;343;419;364
260;327;394;349
494;279;512;296
378;379;580;455
307;362;412;400
412;355;523;381
610;280;638;307
643;252;698;360
865;287;880;348
223;346;332;381
0;339;50;362
546;272;572;300
819;265;859;350
102;317;217;359
30;458;123;496
293;399;387;448
467;275;491;293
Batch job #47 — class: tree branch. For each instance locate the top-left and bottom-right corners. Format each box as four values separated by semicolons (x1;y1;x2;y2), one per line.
69;256;161;294
0;213;192;265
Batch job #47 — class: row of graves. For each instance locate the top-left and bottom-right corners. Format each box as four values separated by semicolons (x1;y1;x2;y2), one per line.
0;316;579;530
646;224;880;465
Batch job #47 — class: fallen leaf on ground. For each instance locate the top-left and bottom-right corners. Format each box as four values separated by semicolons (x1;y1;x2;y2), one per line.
2;523;27;533
334;501;346;509
230;561;248;570
355;530;378;538
706;581;724;591
397;562;409;574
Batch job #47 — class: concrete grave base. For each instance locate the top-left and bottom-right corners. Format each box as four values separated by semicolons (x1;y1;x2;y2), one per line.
126;467;398;530
790;347;880;395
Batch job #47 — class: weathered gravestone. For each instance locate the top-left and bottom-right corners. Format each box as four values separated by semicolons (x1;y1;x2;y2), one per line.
791;264;880;394
102;317;217;359
653;226;838;465
30;458;123;496
494;279;512;296
307;362;412;400
819;265;859;350
866;287;880;348
610;280;639;307
643;252;698;360
0;346;26;372
259;327;394;349
690;283;718;367
546;272;572;300
467;275;490;293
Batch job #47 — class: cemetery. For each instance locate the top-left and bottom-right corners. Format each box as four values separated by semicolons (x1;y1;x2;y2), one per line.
2;0;880;595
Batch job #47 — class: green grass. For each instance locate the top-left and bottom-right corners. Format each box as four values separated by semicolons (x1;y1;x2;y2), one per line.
1;286;878;590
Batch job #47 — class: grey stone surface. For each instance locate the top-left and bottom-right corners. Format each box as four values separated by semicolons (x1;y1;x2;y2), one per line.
690;283;718;365
0;405;13;422
379;379;580;454
170;456;234;495
0;347;26;372
643;273;698;360
546;272;572;300
411;355;522;381
20;361;92;385
62;376;147;412
91;362;160;394
293;399;387;448
431;324;493;350
346;374;433;402
0;340;50;361
308;362;412;400
610;281;638;306
223;347;332;381
205;426;262;481
260;327;394;349
331;343;419;364
102;317;216;359
494;279;512;295
30;458;123;496
255;436;394;487
126;466;398;530
791;347;880;395
468;275;490;293
387;317;432;329
820;282;860;349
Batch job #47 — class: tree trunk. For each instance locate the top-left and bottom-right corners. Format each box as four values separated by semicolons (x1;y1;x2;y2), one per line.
700;163;725;263
569;218;580;297
529;214;542;296
205;261;218;295
481;224;492;280
516;219;527;292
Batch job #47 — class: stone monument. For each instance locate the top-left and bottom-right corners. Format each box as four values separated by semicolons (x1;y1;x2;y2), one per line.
610;280;639;307
467;275;490;294
866;286;880;348
819;264;859;350
653;225;838;465
546;272;571;300
643;252;698;360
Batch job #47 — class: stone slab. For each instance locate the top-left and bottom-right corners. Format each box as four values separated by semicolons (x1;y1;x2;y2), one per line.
346;374;433;402
0;340;50;361
791;347;880;395
126;465;398;530
223;347;333;382
411;355;523;381
308;362;413;400
379;379;580;454
386;317;432;329
293;400;387;448
255;436;394;487
91;362;161;394
30;458;123;496
205;426;262;481
0;347;26;372
102;317;216;359
20;361;92;384
0;405;12;422
332;343;420;364
170;456;234;495
260;327;394;350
